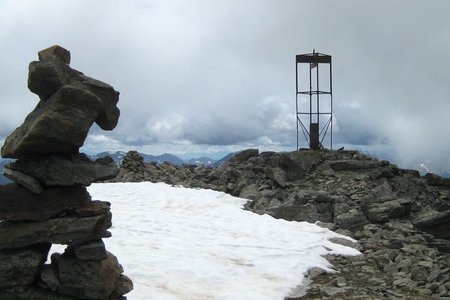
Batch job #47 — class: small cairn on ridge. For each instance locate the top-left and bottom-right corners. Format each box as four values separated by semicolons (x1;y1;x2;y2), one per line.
0;46;132;299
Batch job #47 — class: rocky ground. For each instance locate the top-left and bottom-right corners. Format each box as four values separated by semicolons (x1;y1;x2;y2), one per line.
111;149;450;299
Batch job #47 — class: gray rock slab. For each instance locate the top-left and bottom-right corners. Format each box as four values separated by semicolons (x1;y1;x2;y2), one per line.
269;202;320;223
331;159;383;171
362;198;412;223
270;151;322;181
5;154;118;186
0;243;51;289
239;184;260;200
414;210;450;240
0;184;91;221
335;209;369;230
265;167;287;187
3;167;43;194
0;211;111;250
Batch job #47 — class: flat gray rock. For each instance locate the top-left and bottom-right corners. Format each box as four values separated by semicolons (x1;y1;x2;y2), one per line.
5;154;118;186
414;210;450;240
362;198;412;223
331;159;384;171
0;184;91;221
3;167;43;194
0;210;111;250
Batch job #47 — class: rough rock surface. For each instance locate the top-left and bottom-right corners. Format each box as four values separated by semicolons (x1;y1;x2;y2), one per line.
38;45;71;64
114;149;450;299
0;46;131;299
3;167;44;193
0;209;112;250
0;243;51;289
0;184;91;221
44;251;125;299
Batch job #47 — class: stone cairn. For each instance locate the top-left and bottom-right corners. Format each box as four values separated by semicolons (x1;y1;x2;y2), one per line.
0;46;133;299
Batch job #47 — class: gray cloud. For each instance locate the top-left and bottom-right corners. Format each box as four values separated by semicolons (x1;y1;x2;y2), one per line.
1;0;449;171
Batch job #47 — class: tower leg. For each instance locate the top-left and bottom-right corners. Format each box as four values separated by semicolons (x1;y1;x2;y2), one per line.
310;123;320;150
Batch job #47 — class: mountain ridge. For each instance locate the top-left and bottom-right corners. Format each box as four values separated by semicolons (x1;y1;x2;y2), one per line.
89;151;233;166
0;151;234;185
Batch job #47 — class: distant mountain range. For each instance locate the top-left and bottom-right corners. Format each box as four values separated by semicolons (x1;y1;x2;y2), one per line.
211;152;235;166
0;151;233;186
89;151;233;166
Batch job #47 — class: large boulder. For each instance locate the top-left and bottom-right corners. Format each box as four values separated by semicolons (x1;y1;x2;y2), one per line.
424;173;450;187
268;201;321;223
331;159;386;171
362;197;413;223
4;154;118;186
28;55;120;129
43;251;127;299
270;151;322;181
334;209;369;230
414;210;450;240
229;149;259;163
1;47;120;158
265;167;287;187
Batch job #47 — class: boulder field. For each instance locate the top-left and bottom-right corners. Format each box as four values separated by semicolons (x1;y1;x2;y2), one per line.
113;149;450;299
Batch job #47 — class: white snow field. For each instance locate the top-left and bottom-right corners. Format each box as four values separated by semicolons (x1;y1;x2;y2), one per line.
81;182;360;300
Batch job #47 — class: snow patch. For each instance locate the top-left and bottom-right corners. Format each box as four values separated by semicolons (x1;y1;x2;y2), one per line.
75;182;360;300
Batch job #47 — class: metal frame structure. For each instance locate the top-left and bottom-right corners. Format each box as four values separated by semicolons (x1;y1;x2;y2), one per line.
296;49;333;150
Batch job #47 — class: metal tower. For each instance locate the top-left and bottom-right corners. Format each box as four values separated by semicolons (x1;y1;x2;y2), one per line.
295;50;333;150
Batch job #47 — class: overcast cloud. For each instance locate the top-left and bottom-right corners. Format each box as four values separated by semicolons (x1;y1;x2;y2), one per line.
0;0;449;170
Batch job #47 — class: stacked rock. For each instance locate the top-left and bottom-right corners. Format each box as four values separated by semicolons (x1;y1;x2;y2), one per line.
0;46;133;299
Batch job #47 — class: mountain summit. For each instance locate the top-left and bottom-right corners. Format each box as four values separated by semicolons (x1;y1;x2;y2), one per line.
110;148;450;299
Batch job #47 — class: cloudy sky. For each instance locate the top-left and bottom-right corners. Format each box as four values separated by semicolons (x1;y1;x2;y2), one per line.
0;0;449;170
